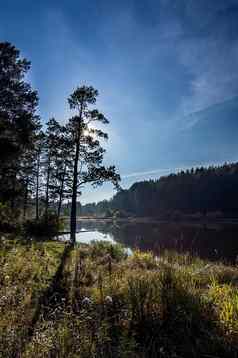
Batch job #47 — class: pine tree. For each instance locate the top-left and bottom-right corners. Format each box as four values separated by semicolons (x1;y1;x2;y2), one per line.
67;86;120;243
0;42;40;207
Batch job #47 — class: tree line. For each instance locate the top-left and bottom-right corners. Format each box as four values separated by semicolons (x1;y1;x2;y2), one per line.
81;163;238;218
0;42;120;242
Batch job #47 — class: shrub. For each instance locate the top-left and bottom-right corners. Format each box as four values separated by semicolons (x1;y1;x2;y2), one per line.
129;250;157;269
23;213;63;239
0;202;20;233
90;241;127;262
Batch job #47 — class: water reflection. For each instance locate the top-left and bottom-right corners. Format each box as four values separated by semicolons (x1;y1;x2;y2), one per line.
60;230;114;244
60;227;133;256
63;220;238;264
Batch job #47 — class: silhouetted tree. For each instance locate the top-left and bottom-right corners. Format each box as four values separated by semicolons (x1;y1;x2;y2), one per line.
0;42;39;207
34;131;45;220
67;86;120;243
43;118;63;215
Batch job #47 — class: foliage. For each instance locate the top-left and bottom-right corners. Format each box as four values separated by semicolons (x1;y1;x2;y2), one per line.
23;213;64;238
67;85;120;242
0;42;40;206
89;240;128;261
0;202;20;232
128;250;157;269
0;42;120;234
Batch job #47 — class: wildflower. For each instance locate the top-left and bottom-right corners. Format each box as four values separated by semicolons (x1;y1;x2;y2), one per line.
82;297;92;305
159;347;165;354
86;315;93;320
105;295;113;304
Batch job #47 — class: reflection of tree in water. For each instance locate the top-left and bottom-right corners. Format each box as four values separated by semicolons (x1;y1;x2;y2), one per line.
78;221;238;264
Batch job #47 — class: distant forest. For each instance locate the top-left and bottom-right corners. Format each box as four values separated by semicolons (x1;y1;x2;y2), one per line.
80;163;238;218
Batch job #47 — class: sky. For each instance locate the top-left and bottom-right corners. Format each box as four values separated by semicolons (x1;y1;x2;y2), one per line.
1;0;238;203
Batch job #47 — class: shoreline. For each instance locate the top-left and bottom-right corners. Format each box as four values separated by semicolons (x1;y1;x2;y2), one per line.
61;216;238;225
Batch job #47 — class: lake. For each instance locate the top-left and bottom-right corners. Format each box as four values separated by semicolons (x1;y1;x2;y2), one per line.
61;220;238;264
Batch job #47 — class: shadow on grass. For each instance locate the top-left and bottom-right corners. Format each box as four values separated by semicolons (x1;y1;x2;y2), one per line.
19;243;74;356
129;270;238;358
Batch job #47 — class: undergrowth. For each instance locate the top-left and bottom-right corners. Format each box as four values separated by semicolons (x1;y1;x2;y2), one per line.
0;239;65;356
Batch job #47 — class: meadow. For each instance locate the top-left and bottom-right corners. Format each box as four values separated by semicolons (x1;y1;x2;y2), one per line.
1;238;238;357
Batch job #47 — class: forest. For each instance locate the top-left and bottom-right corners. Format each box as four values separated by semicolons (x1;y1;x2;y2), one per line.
0;42;120;241
81;163;238;218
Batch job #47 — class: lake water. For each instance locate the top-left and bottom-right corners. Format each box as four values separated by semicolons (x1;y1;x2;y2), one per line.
62;220;238;264
61;228;115;244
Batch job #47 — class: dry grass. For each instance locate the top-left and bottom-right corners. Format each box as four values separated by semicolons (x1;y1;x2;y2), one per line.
1;239;238;357
0;239;65;356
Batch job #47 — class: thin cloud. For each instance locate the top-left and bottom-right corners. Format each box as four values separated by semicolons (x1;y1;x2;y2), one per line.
122;161;228;180
122;167;188;179
122;168;171;179
176;2;238;119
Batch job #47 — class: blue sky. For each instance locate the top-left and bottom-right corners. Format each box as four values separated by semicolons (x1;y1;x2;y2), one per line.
1;0;238;203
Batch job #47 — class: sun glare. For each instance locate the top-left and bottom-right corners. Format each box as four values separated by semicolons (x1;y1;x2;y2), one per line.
83;128;96;139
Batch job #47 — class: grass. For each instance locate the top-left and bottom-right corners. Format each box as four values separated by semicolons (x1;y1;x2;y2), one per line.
0;238;65;356
1;238;238;357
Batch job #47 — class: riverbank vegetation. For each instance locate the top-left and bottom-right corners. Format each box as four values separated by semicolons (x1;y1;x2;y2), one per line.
1;239;238;357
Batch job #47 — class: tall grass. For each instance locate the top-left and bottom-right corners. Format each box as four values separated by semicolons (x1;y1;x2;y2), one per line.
1;239;238;357
0;239;65;357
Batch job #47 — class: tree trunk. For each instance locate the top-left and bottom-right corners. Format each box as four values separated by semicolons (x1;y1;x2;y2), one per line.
45;155;51;217
57;164;66;219
23;179;29;219
10;169;17;211
70;105;83;244
36;153;40;220
70;141;80;244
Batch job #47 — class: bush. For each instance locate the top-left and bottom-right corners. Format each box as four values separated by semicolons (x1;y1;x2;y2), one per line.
0;202;20;233
90;240;127;262
129;250;157;269
113;209;129;219
23;213;63;239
